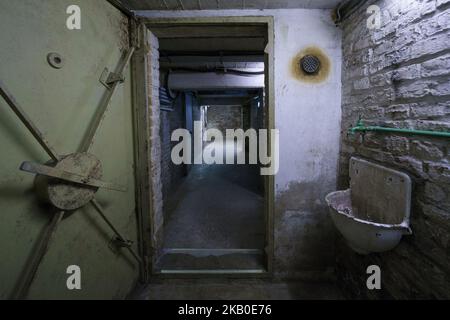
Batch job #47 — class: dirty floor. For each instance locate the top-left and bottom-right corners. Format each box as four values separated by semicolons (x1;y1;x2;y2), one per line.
159;147;265;270
131;279;344;300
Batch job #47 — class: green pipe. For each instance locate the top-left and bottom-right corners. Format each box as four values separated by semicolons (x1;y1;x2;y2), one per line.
349;120;450;138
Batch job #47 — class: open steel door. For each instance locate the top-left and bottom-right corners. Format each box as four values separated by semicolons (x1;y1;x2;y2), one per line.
0;0;142;299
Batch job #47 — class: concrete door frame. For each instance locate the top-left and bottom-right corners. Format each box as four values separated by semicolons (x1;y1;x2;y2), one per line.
132;16;275;278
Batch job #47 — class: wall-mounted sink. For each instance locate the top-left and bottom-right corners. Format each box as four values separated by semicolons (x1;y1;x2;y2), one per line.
326;157;412;254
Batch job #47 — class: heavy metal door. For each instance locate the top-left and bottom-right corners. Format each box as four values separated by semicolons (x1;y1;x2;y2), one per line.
0;0;141;299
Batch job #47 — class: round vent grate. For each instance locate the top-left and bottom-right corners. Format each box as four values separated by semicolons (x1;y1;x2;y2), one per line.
300;55;321;74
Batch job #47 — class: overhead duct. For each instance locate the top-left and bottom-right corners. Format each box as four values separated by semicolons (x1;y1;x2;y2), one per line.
334;0;372;25
167;72;265;91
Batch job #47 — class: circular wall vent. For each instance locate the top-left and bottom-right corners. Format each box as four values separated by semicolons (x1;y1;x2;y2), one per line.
300;55;321;74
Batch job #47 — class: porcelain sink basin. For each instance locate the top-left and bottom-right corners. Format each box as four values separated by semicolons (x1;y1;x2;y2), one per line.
326;157;412;254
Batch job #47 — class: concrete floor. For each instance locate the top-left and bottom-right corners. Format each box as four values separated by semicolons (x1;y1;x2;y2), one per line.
131;279;344;300
163;163;264;248
159;150;265;270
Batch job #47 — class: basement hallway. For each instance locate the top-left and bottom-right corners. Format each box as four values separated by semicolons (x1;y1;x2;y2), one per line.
157;142;266;271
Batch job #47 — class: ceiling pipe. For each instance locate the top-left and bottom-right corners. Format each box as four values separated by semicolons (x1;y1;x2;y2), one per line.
164;66;264;75
334;0;372;26
159;51;264;57
349;119;450;138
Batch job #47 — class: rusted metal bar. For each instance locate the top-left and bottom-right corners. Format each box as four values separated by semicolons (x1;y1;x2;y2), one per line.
90;199;142;264
13;211;65;299
0;81;60;162
79;47;136;153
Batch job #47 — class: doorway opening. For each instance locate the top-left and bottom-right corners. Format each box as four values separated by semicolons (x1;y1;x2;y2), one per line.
144;19;274;275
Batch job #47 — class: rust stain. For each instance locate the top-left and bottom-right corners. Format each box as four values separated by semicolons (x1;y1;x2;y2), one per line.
291;46;331;83
331;9;338;24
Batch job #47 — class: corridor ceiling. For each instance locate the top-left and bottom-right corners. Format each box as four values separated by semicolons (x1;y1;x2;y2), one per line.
117;0;342;10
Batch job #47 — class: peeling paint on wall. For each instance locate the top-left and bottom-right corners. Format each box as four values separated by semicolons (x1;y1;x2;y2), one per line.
274;179;336;279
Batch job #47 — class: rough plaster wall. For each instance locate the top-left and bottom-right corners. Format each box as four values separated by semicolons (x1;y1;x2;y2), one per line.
160;96;186;204
138;9;342;278
147;31;165;251
270;11;341;279
0;0;139;298
207;106;243;135
338;0;450;299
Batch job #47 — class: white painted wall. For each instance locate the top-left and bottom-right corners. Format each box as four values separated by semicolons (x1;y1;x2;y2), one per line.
138;9;342;276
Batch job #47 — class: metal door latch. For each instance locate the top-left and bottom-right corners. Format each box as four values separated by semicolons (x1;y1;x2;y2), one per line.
100;68;125;89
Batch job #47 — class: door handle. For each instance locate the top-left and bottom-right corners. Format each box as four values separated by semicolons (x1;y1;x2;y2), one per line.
20;161;127;192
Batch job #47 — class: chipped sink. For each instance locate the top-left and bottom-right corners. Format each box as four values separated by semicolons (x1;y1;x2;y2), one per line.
325;157;412;254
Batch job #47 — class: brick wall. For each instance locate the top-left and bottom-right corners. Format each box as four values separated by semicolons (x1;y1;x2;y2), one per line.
160;95;186;204
207;106;242;135
147;31;164;249
337;0;450;299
